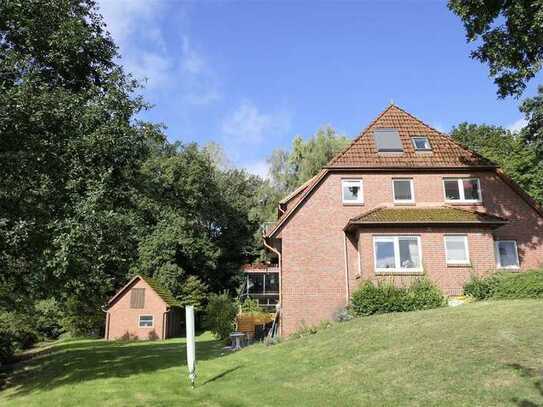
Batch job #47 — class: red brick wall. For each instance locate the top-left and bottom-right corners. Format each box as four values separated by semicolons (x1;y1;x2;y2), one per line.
106;278;168;340
278;170;543;335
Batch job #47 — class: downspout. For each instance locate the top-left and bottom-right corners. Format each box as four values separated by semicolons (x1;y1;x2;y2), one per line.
263;237;282;335
343;232;350;306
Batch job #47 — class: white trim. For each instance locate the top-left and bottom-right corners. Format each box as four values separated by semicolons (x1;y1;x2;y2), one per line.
392;178;415;203
443;234;470;265
495;240;520;269
138;314;154;328
443;177;482;203
412;137;431;151
342;179;364;204
373;235;423;273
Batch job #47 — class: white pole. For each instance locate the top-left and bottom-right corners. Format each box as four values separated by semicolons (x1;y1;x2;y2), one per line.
185;305;196;387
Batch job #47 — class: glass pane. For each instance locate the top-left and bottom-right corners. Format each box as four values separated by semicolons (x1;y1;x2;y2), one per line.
498;242;518;267
399;238;420;268
376;240;395;269
264;273;279;293
139;316;153;326
394;180;412;201
248;274;264;294
343;183;360;201
445;237;468;263
444;180;460;200
463;179;480;200
414;138;430;150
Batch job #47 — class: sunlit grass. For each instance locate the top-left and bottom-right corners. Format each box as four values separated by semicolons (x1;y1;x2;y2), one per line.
2;300;543;406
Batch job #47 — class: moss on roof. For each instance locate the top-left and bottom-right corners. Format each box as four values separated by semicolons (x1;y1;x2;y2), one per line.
349;207;507;225
139;275;182;307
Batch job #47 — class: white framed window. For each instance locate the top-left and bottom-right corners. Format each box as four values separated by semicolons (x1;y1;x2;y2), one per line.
393;178;415;203
443;178;482;203
495;240;520;269
373;235;422;272
342;179;363;204
138;315;154;328
412;137;431;151
444;235;470;265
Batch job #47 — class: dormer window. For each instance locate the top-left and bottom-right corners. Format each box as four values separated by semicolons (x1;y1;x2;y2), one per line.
374;129;403;153
412;137;431;151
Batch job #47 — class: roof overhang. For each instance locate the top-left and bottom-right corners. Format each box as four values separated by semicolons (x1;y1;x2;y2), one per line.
344;219;508;233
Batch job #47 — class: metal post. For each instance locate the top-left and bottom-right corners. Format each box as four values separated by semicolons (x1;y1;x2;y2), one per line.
185;305;196;388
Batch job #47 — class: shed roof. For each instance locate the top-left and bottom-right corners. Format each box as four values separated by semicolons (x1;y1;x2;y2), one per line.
107;275;182;308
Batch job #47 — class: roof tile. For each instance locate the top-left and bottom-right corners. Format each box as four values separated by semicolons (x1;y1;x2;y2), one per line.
328;105;495;168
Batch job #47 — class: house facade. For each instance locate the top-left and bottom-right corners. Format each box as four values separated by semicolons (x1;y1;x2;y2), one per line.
105;275;183;340
264;105;543;336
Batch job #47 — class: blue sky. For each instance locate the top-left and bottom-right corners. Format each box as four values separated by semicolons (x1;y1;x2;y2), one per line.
97;1;542;177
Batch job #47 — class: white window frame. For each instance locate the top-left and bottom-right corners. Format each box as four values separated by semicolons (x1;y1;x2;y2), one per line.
138;315;154;328
373;235;423;273
392;178;415;204
443;178;482;203
443;234;470;265
412;137;431;151
495;240;520;269
342;179;364;204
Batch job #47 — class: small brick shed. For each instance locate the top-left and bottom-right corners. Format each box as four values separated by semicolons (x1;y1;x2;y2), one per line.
104;275;183;341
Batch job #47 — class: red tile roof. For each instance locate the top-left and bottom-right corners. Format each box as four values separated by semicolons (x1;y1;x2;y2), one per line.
327;105;495;169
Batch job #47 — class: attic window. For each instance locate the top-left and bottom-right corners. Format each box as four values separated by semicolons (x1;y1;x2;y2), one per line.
412;137;431;151
373;129;403;152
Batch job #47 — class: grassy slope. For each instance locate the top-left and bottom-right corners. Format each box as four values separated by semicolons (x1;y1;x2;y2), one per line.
1;300;543;407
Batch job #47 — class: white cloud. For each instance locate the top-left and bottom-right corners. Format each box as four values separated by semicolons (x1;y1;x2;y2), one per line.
221;101;291;144
243;160;270;179
97;0;159;47
97;1;220;103
507;118;527;133
124;52;173;90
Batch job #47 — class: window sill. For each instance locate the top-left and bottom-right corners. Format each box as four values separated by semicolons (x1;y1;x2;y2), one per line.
446;263;472;268
445;201;483;206
342;202;365;206
375;271;424;276
393;202;416;206
496;267;520;272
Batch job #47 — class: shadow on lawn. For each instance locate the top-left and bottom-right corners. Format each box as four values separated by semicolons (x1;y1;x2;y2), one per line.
2;335;227;398
508;363;543;407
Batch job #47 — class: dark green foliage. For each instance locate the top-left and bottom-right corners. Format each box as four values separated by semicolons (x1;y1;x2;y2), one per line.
520;85;543;158
350;279;446;317
34;298;64;339
178;276;208;311
449;0;543;98
465;270;543;300
451;123;543;204
0;310;37;364
205;292;238;341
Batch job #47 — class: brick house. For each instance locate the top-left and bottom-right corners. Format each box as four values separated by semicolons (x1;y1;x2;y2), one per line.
105;275;183;340
263;104;543;336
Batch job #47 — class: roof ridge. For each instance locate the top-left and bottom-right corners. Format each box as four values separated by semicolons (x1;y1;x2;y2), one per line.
327;104;397;167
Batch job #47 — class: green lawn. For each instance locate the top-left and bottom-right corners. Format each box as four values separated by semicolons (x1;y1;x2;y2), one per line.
2;300;543;406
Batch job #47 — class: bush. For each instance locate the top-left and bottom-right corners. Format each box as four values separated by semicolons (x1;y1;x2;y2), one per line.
0;311;38;365
34;298;64;339
239;298;265;314
205;291;237;341
464;274;501;300
350;278;445;317
465;270;543;300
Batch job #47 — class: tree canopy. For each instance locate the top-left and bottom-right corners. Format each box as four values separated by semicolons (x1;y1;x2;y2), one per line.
449;0;543;99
